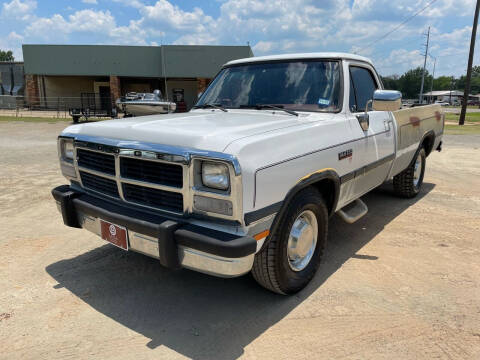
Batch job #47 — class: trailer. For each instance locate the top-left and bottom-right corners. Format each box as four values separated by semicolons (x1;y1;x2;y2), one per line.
69;92;117;123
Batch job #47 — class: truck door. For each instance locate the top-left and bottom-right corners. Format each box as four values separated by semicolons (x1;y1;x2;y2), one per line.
348;64;395;198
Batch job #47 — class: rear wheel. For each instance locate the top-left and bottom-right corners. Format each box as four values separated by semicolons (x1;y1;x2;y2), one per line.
393;147;426;198
251;187;328;294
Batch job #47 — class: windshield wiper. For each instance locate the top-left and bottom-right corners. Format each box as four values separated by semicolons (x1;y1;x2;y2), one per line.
240;104;298;116
193;103;228;112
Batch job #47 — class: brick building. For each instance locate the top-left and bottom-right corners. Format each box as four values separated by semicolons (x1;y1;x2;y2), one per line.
22;44;253;111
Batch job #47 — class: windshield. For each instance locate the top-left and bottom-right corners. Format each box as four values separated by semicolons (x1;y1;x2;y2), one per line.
196;60;342;113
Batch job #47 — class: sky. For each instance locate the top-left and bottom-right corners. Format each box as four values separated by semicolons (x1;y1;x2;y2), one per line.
0;0;477;77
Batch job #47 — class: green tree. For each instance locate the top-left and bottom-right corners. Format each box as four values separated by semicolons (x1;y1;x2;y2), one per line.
433;76;455;91
381;75;400;90
397;67;432;99
457;65;480;94
0;49;15;62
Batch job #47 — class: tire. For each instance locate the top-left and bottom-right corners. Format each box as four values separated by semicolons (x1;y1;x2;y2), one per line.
72;116;80;124
393;147;426;198
251;187;328;295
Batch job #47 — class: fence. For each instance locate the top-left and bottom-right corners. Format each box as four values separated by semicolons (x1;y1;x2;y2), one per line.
0;94;115;119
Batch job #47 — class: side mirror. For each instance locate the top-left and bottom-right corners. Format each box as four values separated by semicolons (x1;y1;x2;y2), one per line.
197;91;203;100
372;90;402;111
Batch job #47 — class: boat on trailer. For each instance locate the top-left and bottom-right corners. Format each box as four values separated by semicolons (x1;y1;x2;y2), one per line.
116;90;176;117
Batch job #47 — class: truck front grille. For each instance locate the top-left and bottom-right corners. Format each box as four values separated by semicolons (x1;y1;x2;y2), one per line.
77;149;115;175
122;183;183;212
120;157;183;188
80;171;119;198
76;146;184;214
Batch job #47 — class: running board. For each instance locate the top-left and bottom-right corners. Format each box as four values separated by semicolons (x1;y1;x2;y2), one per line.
336;199;368;224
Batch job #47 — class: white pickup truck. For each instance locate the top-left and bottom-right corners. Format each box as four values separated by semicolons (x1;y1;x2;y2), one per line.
52;52;444;294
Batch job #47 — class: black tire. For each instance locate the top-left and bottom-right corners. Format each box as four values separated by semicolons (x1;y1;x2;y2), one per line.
251;187;328;295
72;116;80;124
393;147;426;198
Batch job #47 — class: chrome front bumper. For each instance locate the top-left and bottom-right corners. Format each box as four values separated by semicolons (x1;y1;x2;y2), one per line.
77;212;254;277
52;185;256;278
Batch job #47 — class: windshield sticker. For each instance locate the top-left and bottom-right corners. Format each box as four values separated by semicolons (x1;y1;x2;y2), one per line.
317;98;330;108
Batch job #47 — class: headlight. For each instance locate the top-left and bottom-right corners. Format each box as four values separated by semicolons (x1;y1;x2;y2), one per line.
58;137;76;179
201;161;229;190
60;138;74;161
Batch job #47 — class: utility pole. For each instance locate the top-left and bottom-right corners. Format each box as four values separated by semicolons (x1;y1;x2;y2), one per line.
429;56;436;104
460;0;480;125
419;26;430;104
450;77;454;104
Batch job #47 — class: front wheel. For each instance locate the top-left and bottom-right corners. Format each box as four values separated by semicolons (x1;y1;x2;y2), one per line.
393;147;426;198
251;187;328;295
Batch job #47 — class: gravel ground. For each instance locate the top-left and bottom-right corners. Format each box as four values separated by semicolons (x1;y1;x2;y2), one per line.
0;121;479;360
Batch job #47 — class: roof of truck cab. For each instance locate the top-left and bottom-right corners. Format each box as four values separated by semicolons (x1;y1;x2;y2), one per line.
225;52;373;66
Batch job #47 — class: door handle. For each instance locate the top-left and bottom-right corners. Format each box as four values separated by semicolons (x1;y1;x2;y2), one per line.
384;120;391;131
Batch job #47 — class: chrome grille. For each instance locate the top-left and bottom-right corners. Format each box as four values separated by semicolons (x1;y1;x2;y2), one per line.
120;157;183;188
75;147;185;214
80;171;119;198
123;183;183;212
77;149;115;175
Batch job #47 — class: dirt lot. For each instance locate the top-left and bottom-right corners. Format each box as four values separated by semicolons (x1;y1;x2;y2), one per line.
1;121;479;359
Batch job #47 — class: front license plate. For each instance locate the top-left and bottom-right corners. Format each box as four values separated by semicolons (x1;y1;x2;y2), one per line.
100;220;128;250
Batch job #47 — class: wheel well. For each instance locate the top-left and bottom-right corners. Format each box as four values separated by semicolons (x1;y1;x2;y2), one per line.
310;178;336;216
422;133;435;156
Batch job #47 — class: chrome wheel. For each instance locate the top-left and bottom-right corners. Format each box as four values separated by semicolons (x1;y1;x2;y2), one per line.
287;210;318;272
413;153;423;187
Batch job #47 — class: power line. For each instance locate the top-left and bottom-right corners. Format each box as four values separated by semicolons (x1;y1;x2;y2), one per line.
361;0;439;52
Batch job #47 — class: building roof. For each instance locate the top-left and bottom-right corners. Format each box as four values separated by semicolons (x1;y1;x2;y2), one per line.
423;90;466;96
22;44;253;78
225;52;373;66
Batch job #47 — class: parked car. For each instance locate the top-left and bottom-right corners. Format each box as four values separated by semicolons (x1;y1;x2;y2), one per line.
52;53;444;294
434;101;450;106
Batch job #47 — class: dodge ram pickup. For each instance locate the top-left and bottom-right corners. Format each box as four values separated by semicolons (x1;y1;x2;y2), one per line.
52;53;444;294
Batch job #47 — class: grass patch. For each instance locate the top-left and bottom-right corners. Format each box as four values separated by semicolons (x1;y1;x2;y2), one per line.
0;116;70;123
444;124;480;135
445;112;480;123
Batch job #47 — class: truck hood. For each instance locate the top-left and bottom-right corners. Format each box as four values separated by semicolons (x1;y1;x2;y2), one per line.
62;110;309;153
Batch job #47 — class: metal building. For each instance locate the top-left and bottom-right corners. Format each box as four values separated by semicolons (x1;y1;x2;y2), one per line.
22;44;253;111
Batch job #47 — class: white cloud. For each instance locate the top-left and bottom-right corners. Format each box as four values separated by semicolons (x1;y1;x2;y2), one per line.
253;41;274;53
173;33;218;45
1;0;36;20
0;31;24;60
8;31;23;41
112;0;144;9
140;0;214;32
68;9;116;32
23;9;152;45
2;0;477;76
82;0;98;4
423;0;475;17
435;26;471;45
375;49;425;75
25;9;116;40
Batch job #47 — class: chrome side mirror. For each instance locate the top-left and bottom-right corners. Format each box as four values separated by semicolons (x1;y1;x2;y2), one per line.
372;90;402;111
197;91;203;100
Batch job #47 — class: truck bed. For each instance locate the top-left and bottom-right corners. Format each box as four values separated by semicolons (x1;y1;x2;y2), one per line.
390;104;444;177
